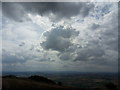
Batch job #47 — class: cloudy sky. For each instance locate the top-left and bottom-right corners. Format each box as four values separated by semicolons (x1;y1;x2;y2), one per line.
1;2;118;72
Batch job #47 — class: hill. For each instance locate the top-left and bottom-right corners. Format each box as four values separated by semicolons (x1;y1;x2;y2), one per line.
2;75;87;90
2;75;118;90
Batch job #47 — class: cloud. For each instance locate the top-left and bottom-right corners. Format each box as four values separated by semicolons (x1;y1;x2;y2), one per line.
19;42;25;47
29;45;34;51
74;45;105;62
2;2;118;72
2;49;25;64
58;52;76;61
100;7;118;51
90;23;100;30
55;3;118;63
2;2;28;22
38;58;55;62
41;26;79;52
2;2;94;22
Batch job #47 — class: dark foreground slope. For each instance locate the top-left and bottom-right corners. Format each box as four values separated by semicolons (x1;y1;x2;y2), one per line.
2;75;118;90
2;75;87;90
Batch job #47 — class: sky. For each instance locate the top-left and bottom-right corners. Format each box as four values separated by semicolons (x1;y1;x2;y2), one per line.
1;2;118;72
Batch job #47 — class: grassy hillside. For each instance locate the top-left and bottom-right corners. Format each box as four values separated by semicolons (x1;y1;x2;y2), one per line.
2;75;87;90
1;75;118;90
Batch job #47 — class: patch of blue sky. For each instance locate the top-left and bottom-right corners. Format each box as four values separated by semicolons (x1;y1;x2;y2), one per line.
90;3;113;20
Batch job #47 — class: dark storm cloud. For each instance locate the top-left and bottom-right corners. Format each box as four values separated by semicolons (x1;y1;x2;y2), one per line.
2;2;94;22
41;26;79;52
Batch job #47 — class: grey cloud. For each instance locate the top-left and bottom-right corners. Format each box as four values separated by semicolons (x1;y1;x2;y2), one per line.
65;44;79;52
19;42;25;47
57;45;78;61
90;23;100;30
3;2;94;22
38;57;55;62
79;3;94;17
2;49;25;64
86;53;118;67
59;52;74;61
2;2;27;22
29;45;34;51
118;2;120;30
73;14;118;62
41;26;79;52
57;35;106;62
100;20;118;51
58;39;105;62
36;49;41;52
104;38;118;51
74;46;105;62
38;58;50;62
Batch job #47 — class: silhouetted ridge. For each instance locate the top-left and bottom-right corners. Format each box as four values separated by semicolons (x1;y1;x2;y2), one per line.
2;75;17;78
28;75;56;84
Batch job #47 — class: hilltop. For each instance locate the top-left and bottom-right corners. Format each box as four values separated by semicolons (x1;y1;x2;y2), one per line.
1;75;118;90
2;75;86;90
